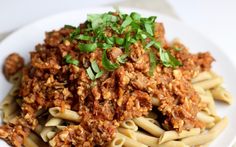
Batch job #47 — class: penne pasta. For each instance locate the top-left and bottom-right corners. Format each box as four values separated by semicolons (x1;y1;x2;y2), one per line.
118;128;137;140
193;77;223;90
40;127;55;142
211;86;232;104
120;120;138;131
192;71;212;83
116;132;147;147
133;117;164;137
108;134;125;147
49;107;81;122
197;111;215;124
133;131;159;147
159;128;200;144
181;117;228;146
45;118;62;127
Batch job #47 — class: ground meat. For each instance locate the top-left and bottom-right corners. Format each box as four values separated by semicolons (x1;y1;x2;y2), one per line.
3;53;24;80
1;15;214;146
0;124;30;147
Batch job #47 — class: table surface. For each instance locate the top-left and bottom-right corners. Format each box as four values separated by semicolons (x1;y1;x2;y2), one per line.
0;0;235;146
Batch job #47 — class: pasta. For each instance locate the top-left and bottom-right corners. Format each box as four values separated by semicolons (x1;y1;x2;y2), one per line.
133;117;165;137
49;107;81;122
211;86;232;104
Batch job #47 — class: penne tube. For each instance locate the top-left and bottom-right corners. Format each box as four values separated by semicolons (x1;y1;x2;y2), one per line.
40;127;54;142
145;118;160;126
193;77;223;90
193;85;206;95
49;107;81;122
157;141;189;147
134;131;159;147
133;117;164;137
45;118;63;127
199;91;216;115
151;97;160;106
181;117;228;146
118;128;136;140
159;128;200;144
120;120;138;131
116;132;147;147
108;134;125;147
211;86;232;104
197;111;215;124
192;71;212;83
47;131;57;140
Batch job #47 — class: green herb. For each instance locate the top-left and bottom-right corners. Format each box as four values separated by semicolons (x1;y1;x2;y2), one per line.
145;40;155;49
159;48;182;68
87;14;103;30
121;16;132;28
86;67;95;80
79;43;97;52
130;12;141;21
64;24;76;29
117;54;128;64
105;37;115;45
75;34;91;41
115;37;125;45
102;50;119;71
98;43;112;49
144;22;154;36
64;54;79;66
149;51;157;76
95;70;104;79
69;28;80;40
91;60;100;73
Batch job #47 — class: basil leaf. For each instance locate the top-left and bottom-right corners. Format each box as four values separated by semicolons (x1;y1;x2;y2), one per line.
144;22;154;36
91;60;100;73
64;54;79;66
121;16;132;28
115;37;125;45
173;46;182;51
131;12;141;21
87;14;103;30
69;28;80;40
102;50;119;71
159;48;182;68
149;51;157;76
75;35;91;41
105;37;115;45
79;43;97;52
95;70;104;79
117;54;128;64
64;25;76;29
86;67;95;80
145;41;155;49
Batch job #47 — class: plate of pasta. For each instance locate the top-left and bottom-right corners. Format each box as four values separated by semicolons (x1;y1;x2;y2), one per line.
0;7;235;147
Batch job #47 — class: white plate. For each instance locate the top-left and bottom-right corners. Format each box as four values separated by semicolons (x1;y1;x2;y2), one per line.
0;7;235;147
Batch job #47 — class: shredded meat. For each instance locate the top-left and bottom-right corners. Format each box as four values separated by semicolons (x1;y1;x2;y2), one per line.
3;53;24;80
0;17;214;146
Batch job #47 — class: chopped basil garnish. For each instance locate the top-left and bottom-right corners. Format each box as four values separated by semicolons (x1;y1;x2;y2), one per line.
102;50;119;71
160;48;182;68
64;54;79;66
86;67;95;80
115;37;125;45
91;60;100;73
64;24;76;29
130;12;141;21
117;54;128;64
121;16;132;28
79;43;97;52
75;35;91;41
95;70;104;79
149;51;157;76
